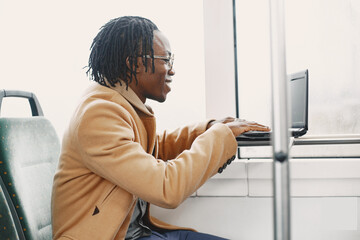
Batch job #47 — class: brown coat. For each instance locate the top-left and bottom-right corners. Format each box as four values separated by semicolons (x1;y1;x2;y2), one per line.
51;83;237;240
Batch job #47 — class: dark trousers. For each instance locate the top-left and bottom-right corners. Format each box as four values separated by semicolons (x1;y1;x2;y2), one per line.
137;230;229;240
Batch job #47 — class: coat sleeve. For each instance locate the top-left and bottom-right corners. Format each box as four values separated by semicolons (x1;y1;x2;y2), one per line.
76;100;237;209
156;120;213;161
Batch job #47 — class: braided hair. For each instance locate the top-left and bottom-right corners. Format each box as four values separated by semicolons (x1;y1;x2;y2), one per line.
87;16;159;87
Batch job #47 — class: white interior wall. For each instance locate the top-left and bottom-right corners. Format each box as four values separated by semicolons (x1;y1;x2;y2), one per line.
151;197;360;240
0;0;207;136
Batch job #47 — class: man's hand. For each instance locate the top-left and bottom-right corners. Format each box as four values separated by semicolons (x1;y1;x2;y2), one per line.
225;118;270;137
207;117;236;129
208;117;270;137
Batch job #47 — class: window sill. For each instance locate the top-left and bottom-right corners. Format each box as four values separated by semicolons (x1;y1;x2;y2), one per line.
239;134;360;158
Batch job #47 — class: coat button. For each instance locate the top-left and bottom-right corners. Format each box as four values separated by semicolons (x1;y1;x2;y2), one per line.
227;155;236;165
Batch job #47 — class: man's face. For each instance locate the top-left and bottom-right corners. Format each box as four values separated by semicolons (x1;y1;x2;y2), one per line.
130;30;175;103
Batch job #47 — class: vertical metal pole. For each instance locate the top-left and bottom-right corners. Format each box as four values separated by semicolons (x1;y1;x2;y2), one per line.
268;0;291;240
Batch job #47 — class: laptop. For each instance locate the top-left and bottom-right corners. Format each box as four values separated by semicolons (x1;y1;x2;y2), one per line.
236;69;309;141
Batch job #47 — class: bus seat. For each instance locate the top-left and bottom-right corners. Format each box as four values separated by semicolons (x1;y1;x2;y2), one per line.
0;185;20;240
0;90;60;240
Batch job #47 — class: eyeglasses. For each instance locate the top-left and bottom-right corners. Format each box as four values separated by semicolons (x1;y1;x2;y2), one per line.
142;54;174;71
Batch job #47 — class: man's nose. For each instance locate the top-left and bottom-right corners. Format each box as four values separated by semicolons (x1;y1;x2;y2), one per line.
168;67;175;76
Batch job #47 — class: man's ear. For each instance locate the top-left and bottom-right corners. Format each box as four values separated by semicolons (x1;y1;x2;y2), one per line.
126;57;142;73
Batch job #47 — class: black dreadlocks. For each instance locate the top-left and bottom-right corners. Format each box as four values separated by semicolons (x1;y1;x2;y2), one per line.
87;16;159;87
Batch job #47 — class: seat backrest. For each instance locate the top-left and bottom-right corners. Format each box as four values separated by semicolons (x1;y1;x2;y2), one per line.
0;90;60;240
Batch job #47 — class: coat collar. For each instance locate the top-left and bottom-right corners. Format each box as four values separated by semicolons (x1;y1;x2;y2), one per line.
108;81;156;154
109;81;154;117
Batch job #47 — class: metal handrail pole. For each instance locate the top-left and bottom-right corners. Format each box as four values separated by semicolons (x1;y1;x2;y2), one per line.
268;0;291;239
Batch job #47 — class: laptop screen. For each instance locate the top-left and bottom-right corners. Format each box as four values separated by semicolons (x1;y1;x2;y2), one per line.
290;70;308;129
